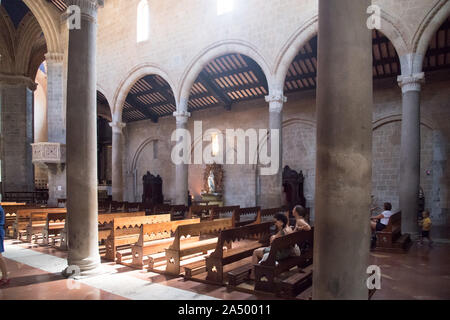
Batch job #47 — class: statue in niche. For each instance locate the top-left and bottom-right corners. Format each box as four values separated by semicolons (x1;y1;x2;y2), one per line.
202;163;224;195
208;170;215;193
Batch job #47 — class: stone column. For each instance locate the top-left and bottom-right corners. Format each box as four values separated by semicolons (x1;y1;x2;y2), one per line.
0;75;35;195
109;121;125;201
398;67;424;235
173;110;190;205
260;91;286;208
45;52;67;206
63;0;102;277
313;0;372;300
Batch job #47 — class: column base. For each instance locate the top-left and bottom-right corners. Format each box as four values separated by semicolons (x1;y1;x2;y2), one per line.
61;264;108;280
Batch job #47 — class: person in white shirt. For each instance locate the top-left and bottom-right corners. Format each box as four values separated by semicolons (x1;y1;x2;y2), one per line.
370;202;393;232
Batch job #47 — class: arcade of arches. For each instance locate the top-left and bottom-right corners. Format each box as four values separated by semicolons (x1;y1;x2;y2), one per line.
0;0;449;300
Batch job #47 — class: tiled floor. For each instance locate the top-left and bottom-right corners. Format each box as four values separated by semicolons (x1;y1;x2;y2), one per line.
1;230;450;300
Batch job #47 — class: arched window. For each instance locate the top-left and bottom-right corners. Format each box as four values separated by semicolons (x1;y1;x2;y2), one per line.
137;0;150;43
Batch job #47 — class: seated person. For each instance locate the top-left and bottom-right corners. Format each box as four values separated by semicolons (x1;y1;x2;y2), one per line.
370;202;393;232
292;205;311;231
250;213;292;278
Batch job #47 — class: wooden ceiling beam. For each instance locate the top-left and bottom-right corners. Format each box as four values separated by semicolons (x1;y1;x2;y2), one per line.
197;71;233;110
145;76;175;104
125;94;159;123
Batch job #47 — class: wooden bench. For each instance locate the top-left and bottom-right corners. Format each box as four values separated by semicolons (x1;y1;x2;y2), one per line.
104;214;171;261
374;211;411;253
170;205;188;221
42;212;66;247
97;211;146;243
279;264;313;298
13;207;64;240
186;204;219;220
165;218;233;276
234;207;261;227
256;206;288;224
210;206;240;222
26;211;64;243
205;221;272;284
254;228;314;293
2;203;28;236
128;218;201;269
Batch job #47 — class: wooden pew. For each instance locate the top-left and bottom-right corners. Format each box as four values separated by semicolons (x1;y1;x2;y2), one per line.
128;218;201;269
256;206;288;224
152;204;173;214
26;209;67;243
110;201;127;212
42;212;66;246
13;208;64;240
98;200;112;213
104;214;171;261
253;228;314;294
205;222;272;284
233;207;261;227
374;211;411;253
170;205;188;221
1;202;28;236
186;204;219;220
97;211;146;243
165;218;233;276
210;206;240;222
126;202;142;212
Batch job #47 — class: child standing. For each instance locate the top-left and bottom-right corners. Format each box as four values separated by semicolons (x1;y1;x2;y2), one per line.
419;210;433;247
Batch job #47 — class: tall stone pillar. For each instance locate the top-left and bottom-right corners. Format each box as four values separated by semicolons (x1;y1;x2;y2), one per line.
260;91;286;208
0;75;35;195
63;0;102;277
45;53;67;206
397;60;424;235
313;0;372;299
173;110;190;205
109;121;125;201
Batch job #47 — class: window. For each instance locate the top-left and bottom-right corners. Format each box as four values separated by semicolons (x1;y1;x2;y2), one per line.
137;0;150;43
217;0;234;15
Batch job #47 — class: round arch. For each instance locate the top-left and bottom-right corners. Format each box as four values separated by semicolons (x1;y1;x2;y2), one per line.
414;0;450;59
112;63;177;123
274;10;409;88
130;136;163;173
178;39;273;111
22;0;62;54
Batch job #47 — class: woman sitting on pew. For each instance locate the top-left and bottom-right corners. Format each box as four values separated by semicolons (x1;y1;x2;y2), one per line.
370;202;393;232
250;213;293;278
292;205;311;232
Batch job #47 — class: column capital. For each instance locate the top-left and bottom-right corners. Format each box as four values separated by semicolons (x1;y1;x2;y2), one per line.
173;110;191;125
265;91;287;113
65;0;103;20
109;121;126;134
0;73;37;91
397;72;425;93
45;52;64;64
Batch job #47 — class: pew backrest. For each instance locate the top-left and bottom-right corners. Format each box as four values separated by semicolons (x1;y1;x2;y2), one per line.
98;211;146;227
257;206;288;224
210;221;272;258
260;228;314;268
169;218;233;251
137;218;201;245
187;204;219;219
210;206;240;221
235;206;260;226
